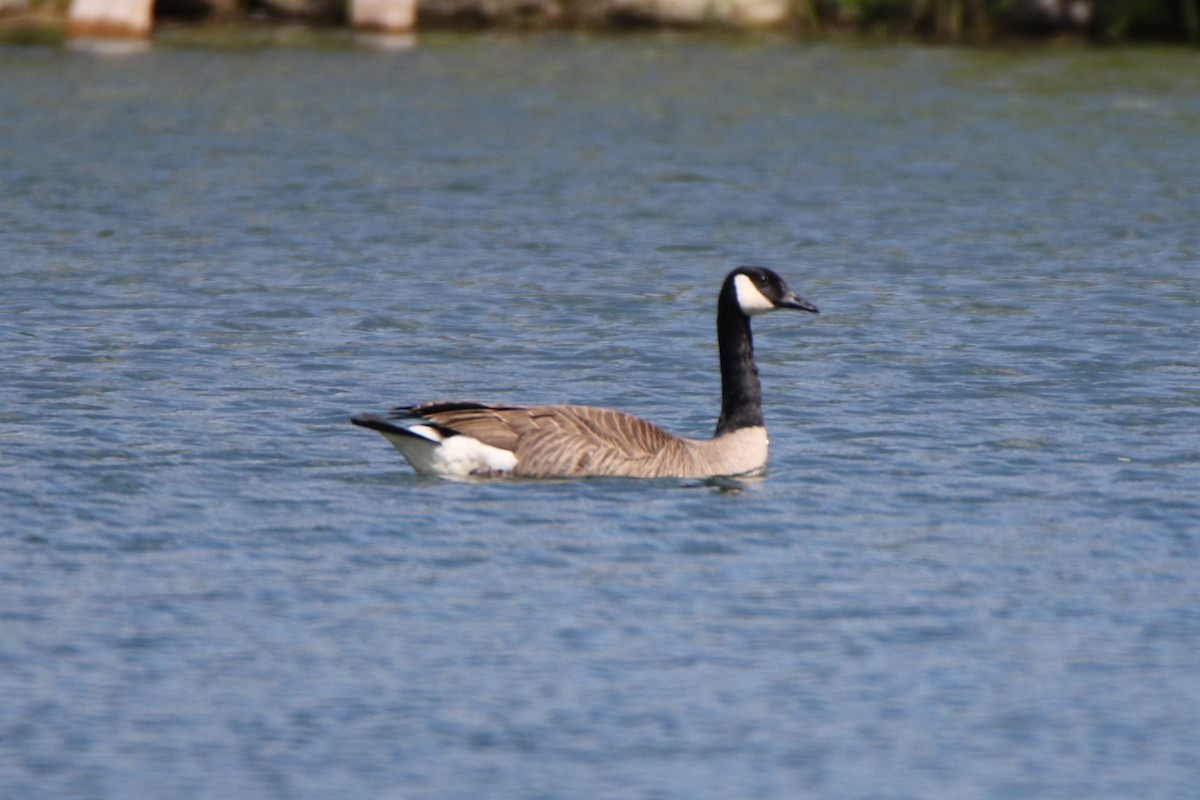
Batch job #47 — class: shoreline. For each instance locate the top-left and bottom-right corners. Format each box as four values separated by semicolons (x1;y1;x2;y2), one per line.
2;0;1199;46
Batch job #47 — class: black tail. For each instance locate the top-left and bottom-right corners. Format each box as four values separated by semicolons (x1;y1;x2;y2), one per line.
351;413;458;440
351;413;421;437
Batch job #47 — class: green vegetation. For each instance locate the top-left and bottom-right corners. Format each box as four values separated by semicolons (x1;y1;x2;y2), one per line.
798;0;1200;40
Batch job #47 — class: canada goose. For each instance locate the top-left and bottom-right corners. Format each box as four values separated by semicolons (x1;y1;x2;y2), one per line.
352;266;818;479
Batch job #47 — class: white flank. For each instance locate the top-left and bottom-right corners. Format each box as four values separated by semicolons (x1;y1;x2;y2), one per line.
380;427;517;479
733;274;776;316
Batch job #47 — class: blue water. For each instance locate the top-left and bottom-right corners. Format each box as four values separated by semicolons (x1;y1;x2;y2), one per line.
2;38;1199;799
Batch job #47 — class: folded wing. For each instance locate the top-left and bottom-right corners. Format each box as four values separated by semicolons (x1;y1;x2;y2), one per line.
393;401;686;478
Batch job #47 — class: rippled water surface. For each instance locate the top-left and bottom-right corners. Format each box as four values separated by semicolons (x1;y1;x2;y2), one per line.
2;38;1199;799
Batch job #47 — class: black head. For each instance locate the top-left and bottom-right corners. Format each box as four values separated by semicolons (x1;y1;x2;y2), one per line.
721;266;819;317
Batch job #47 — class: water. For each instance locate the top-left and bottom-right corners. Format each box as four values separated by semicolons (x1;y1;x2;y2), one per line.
2;37;1199;799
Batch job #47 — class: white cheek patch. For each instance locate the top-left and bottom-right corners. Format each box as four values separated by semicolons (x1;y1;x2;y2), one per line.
733;273;776;316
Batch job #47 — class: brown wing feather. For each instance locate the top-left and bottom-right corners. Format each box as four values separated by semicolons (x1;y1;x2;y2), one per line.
402;402;686;478
514;406;685;478
401;402;525;452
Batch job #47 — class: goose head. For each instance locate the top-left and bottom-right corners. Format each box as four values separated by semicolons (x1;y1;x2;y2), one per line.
724;266;820;317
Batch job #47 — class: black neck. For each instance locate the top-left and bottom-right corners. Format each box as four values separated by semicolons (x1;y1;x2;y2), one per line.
714;294;763;436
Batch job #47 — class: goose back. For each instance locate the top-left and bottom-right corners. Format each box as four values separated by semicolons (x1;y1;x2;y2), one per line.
389;402;768;479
